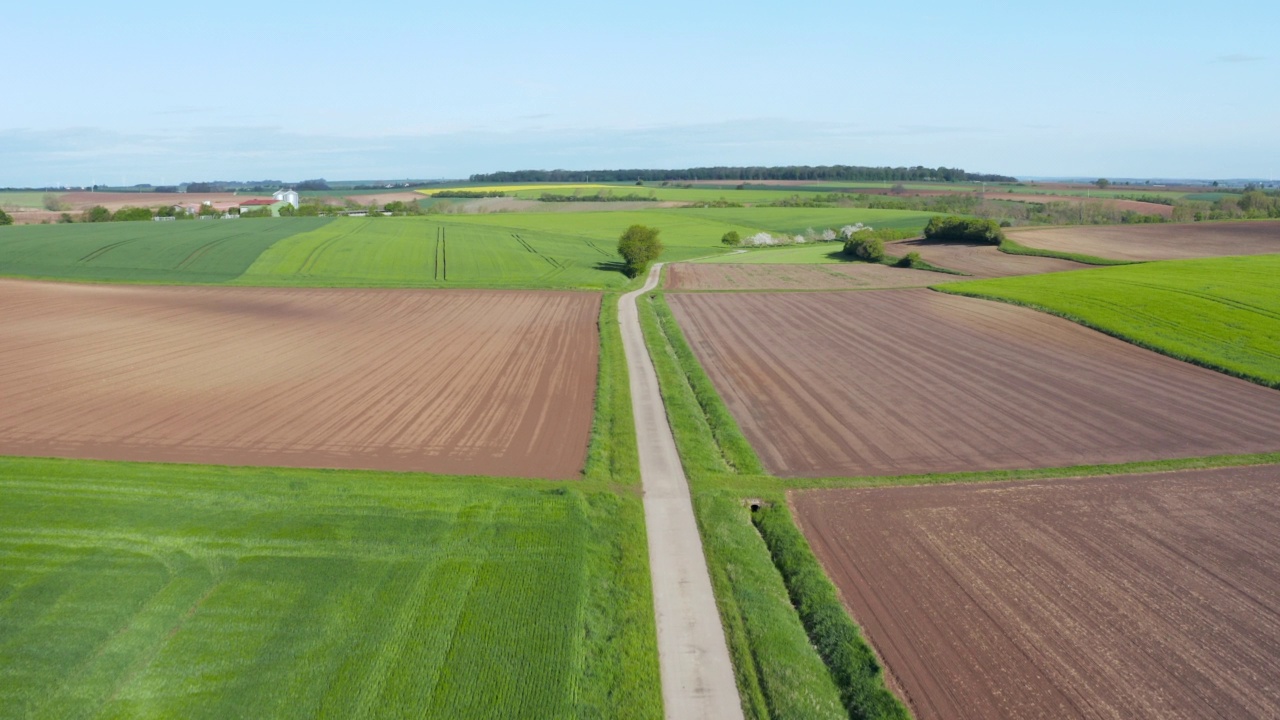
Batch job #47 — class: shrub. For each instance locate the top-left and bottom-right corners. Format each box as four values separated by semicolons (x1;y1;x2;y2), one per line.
896;251;922;268
922;215;1005;244
844;235;885;262
82;205;112;223
112;206;153;222
617;224;663;277
721;230;741;246
0;208;12;226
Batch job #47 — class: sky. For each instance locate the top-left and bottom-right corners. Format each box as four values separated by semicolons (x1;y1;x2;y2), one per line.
2;0;1277;185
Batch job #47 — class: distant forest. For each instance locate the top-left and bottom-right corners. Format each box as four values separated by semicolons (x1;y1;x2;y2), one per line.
470;165;1017;183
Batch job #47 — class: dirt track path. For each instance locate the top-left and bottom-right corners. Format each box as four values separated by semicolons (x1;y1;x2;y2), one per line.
620;264;743;719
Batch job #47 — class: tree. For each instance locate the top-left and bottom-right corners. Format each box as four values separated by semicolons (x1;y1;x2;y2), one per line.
1095;178;1111;189
843;235;884;262
721;230;741;246
922;216;1005;245
0;208;12;226
82;205;112;223
617;224;663;277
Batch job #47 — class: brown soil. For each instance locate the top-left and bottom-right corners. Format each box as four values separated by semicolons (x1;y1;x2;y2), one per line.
59;192;264;211
667;289;1280;477
887;239;1087;278
665;262;944;291
985;193;1175;217
793;464;1280;719
0;280;599;479
1009;220;1280;261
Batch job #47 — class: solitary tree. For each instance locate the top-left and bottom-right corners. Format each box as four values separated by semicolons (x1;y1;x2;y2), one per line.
617;224;663;277
721;230;741;246
1095;178;1111;189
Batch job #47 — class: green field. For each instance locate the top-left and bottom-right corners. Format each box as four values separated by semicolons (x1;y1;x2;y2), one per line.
0;209;941;288
0;219;332;284
0;457;661;719
691;243;850;264
0;192;52;211
236;214;762;289
937;254;1280;387
670;207;937;235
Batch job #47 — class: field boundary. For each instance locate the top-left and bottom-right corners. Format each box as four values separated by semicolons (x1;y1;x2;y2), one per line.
999;237;1133;266
933;284;1280;390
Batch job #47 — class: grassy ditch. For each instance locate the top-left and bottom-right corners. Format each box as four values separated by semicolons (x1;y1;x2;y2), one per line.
753;504;909;720
638;290;906;719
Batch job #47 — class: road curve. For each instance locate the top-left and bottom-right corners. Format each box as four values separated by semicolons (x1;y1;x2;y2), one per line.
619;263;744;719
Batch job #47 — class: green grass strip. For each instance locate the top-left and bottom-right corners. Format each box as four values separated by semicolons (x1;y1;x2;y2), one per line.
637;291;865;719
647;293;766;475
998;237;1133;266
753;504;909;720
584;293;641;484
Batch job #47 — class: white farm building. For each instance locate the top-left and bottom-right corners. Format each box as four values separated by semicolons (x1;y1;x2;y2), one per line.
273;188;300;208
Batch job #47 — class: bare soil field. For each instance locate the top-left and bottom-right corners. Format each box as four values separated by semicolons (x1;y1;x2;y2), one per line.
59;191;262;211
0;280;599;479
668;289;1280;477
887;239;1087;277
665;262;943;291
986;192;1175;217
793;464;1280;719
1009;220;1280;261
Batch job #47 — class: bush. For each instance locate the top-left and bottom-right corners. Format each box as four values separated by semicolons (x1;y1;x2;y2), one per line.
111;207;153;222
0;208;12;226
895;251;922;268
82;205;112;223
617;224;663;278
844;235;885;262
923;215;1005;244
721;230;741;246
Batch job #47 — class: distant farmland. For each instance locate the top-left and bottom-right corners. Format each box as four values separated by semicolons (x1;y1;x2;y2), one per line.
0;218;332;283
0;280;600;479
1007;220;1280;261
0;456;661;719
794;465;1280;719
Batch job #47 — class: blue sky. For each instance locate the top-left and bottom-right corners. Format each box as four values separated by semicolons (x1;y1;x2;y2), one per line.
2;0;1276;185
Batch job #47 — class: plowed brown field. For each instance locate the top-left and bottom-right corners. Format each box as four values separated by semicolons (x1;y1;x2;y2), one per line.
887;239;1087;277
665;263;942;291
668;289;1280;477
793;465;1280;719
0;280;599;479
1009;220;1280;261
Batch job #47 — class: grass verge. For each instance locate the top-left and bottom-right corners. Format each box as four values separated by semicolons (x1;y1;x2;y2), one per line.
638;291;887;719
753;504;909;720
584;293;641;483
998;236;1133;266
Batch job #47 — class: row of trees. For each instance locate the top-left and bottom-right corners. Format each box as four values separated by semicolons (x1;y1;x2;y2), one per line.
472;165;1015;183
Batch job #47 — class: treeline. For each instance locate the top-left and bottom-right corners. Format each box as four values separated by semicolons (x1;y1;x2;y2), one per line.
471;165;1015;183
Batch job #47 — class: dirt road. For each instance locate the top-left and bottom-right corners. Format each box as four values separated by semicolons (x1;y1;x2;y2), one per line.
620;264;743;719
